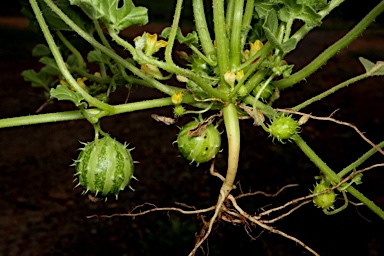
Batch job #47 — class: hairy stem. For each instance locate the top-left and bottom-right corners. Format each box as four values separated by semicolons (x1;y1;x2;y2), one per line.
165;0;183;65
192;0;216;61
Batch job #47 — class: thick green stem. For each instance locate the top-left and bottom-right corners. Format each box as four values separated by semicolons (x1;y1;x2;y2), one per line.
221;103;240;196
213;0;230;82
240;0;255;49
274;0;384;89
229;0;244;68
192;0;216;61
295;135;384;219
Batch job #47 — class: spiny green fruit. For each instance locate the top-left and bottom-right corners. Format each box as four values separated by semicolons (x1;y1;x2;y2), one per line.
312;182;336;210
74;135;135;199
268;115;299;142
177;120;221;165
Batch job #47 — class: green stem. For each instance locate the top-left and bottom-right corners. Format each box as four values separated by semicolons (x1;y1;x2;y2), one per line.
93;19;110;77
192;0;216;62
274;0;384;89
56;30;85;69
213;0;230;82
0;97;184;129
221;103;240;196
292;73;369;111
338;141;384;177
165;0;183;65
106;25;137;58
240;0;255;49
189;44;217;66
243;95;276;119
225;0;234;29
229;0;244;68
31;0;115;113
294;135;384;219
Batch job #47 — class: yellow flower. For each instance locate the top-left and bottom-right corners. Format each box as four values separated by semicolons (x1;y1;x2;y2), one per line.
171;91;183;105
135;32;168;56
236;70;244;82
249;40;263;56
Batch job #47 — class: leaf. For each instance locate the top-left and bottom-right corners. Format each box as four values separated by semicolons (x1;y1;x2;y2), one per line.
359;57;384;76
254;1;280;19
160;27;199;45
21;69;55;90
263;10;282;51
69;0;148;31
281;37;298;53
274;0;322;26
32;44;51;57
50;85;86;107
87;50;110;64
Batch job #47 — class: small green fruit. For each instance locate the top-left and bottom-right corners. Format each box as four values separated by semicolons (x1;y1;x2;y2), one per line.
252;83;274;100
177;120;221;164
268;115;299;142
313;183;336;210
74;135;135;199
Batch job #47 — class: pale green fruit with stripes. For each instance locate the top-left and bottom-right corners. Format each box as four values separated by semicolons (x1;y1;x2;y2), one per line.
74;135;136;199
177;120;221;165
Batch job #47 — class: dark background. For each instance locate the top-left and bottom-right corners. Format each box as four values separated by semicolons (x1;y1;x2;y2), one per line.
1;1;384;255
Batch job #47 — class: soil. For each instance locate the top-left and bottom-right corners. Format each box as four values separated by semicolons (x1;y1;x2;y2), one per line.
1;18;384;256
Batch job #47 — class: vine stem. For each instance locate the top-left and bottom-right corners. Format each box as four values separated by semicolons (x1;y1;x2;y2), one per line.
165;0;183;65
221;103;240;197
294;135;384;220
192;0;216;61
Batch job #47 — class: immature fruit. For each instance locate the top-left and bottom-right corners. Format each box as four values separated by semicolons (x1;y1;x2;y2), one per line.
268;115;299;142
252;83;274;100
177;121;221;164
313;183;336;210
74;135;135;199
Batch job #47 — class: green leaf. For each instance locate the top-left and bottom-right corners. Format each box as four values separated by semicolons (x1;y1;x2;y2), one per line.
254;1;280;19
21;69;55;90
359;57;384;76
281;37;298;53
263;10;282;51
69;0;148;31
274;0;322;26
50;84;86;107
160;27;199;45
32;44;51;57
87;50;110;64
